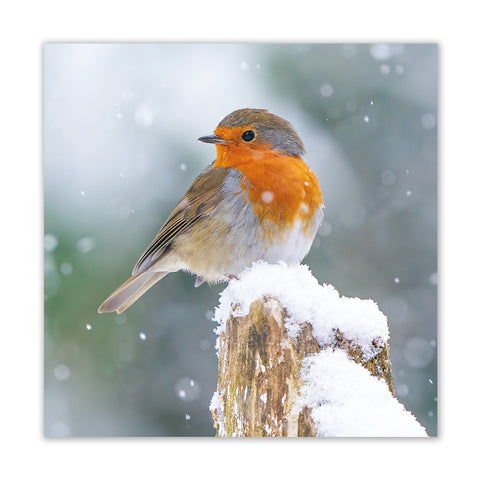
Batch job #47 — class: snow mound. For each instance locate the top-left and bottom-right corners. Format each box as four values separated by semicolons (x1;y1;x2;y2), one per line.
298;349;427;437
213;261;389;359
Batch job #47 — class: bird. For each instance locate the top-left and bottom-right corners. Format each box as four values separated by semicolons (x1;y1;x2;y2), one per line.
98;108;324;314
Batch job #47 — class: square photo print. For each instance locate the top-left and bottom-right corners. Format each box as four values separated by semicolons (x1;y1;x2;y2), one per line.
44;43;437;437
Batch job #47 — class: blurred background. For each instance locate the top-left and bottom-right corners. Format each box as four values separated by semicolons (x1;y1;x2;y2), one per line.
44;43;437;437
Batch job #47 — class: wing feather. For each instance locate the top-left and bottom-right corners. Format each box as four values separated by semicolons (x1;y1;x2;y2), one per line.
132;165;232;275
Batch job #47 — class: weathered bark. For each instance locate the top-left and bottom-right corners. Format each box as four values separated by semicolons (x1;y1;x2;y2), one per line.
210;296;395;437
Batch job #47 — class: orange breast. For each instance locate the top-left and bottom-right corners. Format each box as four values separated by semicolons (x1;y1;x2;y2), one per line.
213;144;323;236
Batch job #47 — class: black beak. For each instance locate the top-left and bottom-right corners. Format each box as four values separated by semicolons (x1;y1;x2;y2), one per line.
198;134;229;145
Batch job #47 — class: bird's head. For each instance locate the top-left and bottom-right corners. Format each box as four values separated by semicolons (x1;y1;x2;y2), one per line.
198;108;305;158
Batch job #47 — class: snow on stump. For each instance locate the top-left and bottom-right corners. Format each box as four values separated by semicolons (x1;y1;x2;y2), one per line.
209;262;427;437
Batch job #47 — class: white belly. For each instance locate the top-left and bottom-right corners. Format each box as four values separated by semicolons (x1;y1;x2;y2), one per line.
221;204;324;278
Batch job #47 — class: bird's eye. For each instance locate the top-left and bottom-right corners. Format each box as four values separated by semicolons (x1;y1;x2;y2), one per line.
242;130;255;142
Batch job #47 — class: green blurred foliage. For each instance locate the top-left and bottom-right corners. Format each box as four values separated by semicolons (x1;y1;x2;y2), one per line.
44;43;437;436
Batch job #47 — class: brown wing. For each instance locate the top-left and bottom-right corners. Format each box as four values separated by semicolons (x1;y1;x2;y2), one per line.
132;165;231;275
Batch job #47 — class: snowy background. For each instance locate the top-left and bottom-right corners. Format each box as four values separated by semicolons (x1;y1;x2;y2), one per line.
44;43;437;436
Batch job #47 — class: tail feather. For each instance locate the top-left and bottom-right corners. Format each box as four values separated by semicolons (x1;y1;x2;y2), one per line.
98;271;168;314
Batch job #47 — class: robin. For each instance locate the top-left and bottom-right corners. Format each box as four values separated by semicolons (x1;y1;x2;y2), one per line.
98;108;324;314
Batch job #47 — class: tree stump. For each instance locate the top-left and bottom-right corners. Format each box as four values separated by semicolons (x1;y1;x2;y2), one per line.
210;296;395;437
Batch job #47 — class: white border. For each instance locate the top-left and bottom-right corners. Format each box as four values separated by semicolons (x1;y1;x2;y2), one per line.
1;0;477;478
